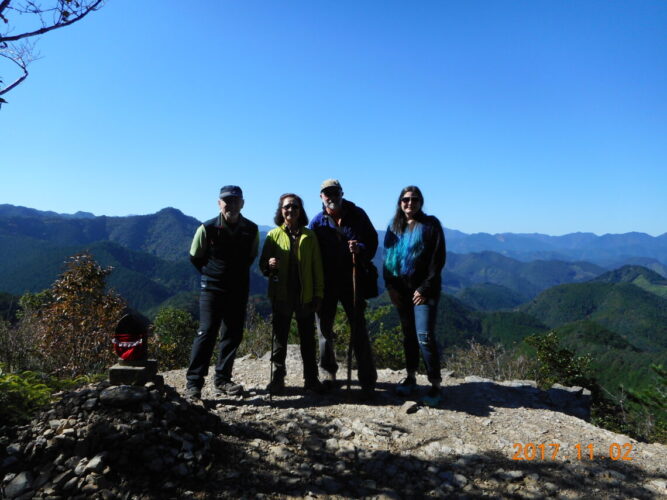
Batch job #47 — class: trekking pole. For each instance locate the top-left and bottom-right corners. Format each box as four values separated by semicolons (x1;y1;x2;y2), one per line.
268;268;279;403
269;323;275;403
347;253;357;392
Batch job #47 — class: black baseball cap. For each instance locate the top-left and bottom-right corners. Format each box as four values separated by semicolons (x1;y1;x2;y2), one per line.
219;185;243;199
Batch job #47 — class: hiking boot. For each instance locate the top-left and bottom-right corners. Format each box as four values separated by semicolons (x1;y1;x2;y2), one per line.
321;372;337;391
358;386;376;402
215;381;244;396
304;379;327;395
395;376;417;396
185;386;201;400
421;385;443;407
266;377;285;395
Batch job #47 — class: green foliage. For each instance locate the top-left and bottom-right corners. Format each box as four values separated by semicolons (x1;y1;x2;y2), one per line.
625;365;667;443
0;363;103;426
455;283;527;311
444;252;603;299
368;306;404;370
0;364;51;425
525;331;594;389
150;307;197;370
237;302;274;359
521;282;667;351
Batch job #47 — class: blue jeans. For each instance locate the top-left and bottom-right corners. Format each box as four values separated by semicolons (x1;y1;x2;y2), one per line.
393;292;441;383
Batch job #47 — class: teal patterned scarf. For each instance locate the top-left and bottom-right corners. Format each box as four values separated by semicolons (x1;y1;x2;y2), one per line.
385;224;424;277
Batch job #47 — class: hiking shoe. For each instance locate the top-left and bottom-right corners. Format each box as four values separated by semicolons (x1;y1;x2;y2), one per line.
395;376;417;396
358;386;376;402
304;379;327;395
421;385;443;407
266;377;285;395
185;386;201;400
215;381;244;396
321;372;337;391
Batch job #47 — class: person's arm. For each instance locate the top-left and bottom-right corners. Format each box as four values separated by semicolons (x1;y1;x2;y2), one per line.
189;225;207;273
351;207;378;259
416;218;446;297
311;233;325;300
250;229;260;264
259;232;274;277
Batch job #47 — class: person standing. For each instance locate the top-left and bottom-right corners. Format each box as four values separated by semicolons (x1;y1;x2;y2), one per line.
185;185;259;399
310;179;378;399
383;185;446;407
260;193;326;395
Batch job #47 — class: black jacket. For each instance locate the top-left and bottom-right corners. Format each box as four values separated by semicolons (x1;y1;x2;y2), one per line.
383;214;446;298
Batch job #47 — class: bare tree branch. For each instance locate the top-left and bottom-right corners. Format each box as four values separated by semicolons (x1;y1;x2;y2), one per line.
0;50;29;97
0;0;104;43
0;0;105;104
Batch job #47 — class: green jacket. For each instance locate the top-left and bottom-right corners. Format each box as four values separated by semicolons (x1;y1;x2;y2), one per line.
260;226;324;304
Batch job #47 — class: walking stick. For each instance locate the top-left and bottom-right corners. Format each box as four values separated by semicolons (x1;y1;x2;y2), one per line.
268;269;279;403
348;253;357;392
269;323;275;403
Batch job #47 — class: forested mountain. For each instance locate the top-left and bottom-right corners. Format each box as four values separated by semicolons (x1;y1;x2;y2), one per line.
0;206;200;261
590;265;667;299
443;251;604;299
520;281;667;352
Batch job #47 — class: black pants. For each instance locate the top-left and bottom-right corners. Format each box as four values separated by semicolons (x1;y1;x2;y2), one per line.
186;289;247;390
316;291;377;390
271;302;318;383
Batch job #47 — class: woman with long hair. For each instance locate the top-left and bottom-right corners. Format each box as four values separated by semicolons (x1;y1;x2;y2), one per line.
260;193;326;395
383;186;446;406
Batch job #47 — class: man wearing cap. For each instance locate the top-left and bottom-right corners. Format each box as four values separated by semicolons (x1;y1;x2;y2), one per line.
310;179;378;399
185;185;259;399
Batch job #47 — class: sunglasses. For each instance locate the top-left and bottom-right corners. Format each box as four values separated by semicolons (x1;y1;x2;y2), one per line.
401;196;421;204
282;203;301;210
322;188;342;197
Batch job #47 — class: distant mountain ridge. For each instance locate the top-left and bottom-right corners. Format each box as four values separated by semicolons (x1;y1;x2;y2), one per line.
3;204;666;264
445;228;667;267
1;204;665;314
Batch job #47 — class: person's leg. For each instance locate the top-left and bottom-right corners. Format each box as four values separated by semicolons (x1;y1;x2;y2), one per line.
186;290;223;392
414;297;441;385
315;293;339;379
392;293;419;394
214;293;248;388
415;296;442;406
394;293;419;378
340;294;377;392
270;303;292;384
295;304;319;385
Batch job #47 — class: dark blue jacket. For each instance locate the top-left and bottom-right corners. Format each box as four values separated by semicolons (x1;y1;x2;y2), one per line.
309;199;378;290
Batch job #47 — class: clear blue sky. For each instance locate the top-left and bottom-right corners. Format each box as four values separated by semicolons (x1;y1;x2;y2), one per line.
1;1;665;236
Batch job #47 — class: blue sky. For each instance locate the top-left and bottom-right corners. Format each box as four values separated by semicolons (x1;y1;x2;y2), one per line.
1;1;665;236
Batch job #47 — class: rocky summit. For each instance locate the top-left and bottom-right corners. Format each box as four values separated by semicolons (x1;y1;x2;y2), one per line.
2;346;667;499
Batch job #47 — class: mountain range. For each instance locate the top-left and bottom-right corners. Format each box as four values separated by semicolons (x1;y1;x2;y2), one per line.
1;204;666;396
1;203;666;314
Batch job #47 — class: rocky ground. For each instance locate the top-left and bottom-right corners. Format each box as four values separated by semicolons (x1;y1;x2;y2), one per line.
3;346;667;499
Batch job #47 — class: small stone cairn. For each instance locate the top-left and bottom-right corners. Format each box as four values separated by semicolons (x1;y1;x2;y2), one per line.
1;312;226;499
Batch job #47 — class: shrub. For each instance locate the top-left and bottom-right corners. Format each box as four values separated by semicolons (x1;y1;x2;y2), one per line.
238;301;274;358
151;307;197;370
0;363;104;425
29;253;126;377
445;340;539;381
